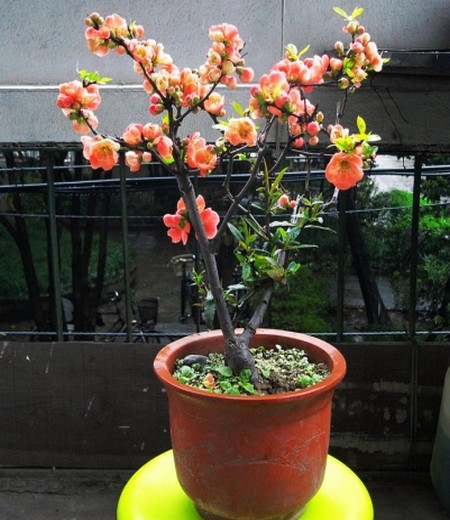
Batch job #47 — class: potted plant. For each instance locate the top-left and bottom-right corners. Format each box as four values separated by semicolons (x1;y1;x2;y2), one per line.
57;6;384;519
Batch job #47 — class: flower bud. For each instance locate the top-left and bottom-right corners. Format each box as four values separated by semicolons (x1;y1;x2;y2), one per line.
334;41;344;55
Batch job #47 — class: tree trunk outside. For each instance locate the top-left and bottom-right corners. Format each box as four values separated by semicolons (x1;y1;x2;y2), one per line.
342;189;391;326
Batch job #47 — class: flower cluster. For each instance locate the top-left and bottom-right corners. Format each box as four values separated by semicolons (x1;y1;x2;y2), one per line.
56;80;101;134
122;123;173;172
85;12;144;57
58;9;383;193
332;7;384;89
163;195;220;245
247;9;383;157
57;7;384;372
199;23;254;88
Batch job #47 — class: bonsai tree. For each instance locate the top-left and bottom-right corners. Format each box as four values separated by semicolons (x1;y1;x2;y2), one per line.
57;6;384;383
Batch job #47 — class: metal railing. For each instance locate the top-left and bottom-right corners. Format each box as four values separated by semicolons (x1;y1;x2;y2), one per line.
1;144;450;343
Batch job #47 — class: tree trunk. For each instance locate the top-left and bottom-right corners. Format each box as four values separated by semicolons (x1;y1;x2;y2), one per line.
1;151;47;330
342;189;391;326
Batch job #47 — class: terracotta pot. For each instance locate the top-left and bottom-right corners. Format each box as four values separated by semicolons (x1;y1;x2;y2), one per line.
153;329;346;520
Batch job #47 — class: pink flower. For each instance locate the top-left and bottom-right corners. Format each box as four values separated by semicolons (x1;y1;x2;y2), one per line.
123;124;144;146
306;121;320;136
325;152;364;190
238;67;254;83
199;23;251;89
327;124;348;143
199;207;220;239
125;150;153;173
149;93;164;116
276;194;296;210
163;212;190;245
81;136;120;171
125;151;143;172
163;195;219;244
330;58;343;71
185;133;218;176
155;135;174;161
142;123;163;141
292;137;305;148
57;81;101;111
259;71;289;103
224;117;257;147
203;92;225;116
209;23;243;49
84;12;128;56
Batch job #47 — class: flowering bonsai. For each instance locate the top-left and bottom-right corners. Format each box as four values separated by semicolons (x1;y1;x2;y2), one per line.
57;6;384;386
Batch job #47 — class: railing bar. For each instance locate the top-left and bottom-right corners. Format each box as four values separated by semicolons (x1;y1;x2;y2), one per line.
119;154;133;342
46;152;64;341
408;154;423;470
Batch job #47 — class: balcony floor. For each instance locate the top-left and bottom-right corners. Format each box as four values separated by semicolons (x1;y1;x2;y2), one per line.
0;467;448;520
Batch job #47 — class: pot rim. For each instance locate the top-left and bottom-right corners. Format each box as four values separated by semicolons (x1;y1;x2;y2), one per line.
153;328;346;402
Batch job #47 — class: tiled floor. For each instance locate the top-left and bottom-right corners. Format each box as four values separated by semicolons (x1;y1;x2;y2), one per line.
0;467;448;520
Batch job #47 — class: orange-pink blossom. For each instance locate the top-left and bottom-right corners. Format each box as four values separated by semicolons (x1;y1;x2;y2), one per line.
203;92;225;116
84;13;130;56
57;80;101;111
125;150;152;172
185;133;218;176
224;117;257;147
325;152;364;190
163;195;219;245
81;136;120;171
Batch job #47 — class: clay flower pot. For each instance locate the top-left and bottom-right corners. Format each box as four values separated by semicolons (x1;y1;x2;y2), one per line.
153;329;346;520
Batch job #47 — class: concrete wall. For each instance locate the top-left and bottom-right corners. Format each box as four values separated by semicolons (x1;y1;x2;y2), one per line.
1;0;449;149
0;340;447;470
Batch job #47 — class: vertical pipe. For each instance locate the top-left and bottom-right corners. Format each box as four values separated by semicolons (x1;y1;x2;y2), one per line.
336;190;347;342
119;154;133;342
409;155;422;340
409;154;422;469
46;152;64;341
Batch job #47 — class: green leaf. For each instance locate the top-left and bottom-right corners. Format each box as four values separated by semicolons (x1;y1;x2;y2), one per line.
241;263;253;281
271;167;288;191
297;44;311;58
350;6;364;19
287;261;301;275
162;155;175;165
333;7;349;18
227;222;244;242
356;115;366;135
232;101;245;117
285;43;298;59
203;290;216;329
239;381;256;394
78;69;112;84
217;366;233;377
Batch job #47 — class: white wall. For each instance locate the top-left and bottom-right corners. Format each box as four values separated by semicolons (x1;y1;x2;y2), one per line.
0;0;449;149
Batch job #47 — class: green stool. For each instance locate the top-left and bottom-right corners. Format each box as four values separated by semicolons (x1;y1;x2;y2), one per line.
117;450;373;520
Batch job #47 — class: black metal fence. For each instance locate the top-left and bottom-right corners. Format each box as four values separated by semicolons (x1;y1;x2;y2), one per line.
1;144;450;344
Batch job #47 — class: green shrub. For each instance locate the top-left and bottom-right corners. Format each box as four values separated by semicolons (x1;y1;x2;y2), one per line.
269;265;334;333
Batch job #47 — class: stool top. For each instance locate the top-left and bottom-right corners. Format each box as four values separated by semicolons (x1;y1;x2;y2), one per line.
117;450;373;520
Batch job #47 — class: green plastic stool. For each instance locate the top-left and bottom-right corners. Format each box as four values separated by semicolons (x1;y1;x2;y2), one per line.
117;450;373;520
